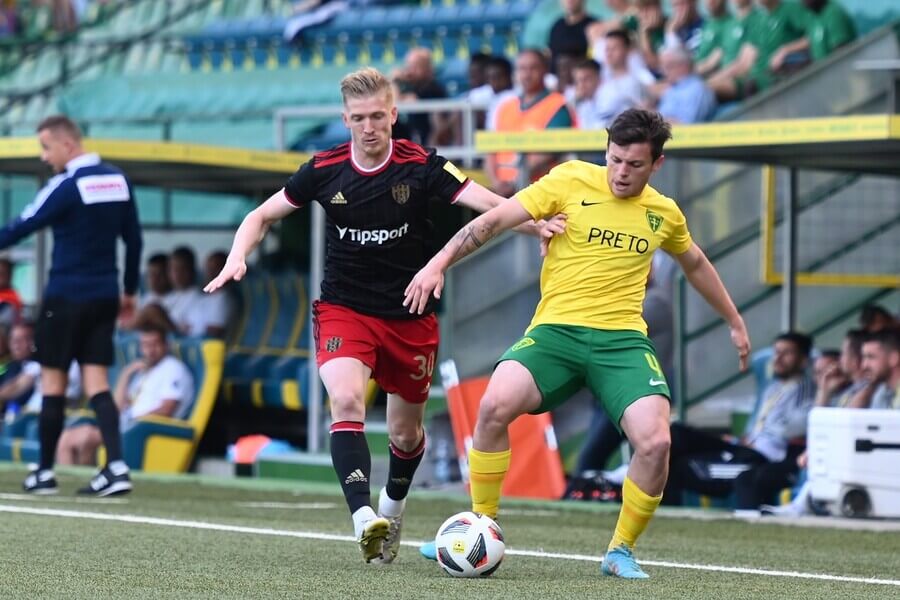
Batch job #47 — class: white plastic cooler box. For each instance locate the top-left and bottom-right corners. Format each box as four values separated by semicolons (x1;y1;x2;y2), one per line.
808;407;900;518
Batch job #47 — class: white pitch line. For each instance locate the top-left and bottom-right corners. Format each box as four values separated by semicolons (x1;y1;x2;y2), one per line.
0;503;897;587
235;501;337;510
0;492;129;505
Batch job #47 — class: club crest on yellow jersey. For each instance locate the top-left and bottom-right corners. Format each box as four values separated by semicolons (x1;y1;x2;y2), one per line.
646;210;663;233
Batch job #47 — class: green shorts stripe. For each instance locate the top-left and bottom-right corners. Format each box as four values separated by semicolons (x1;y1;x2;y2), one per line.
497;324;670;428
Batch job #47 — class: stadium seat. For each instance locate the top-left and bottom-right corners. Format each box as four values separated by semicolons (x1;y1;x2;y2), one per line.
122;337;225;473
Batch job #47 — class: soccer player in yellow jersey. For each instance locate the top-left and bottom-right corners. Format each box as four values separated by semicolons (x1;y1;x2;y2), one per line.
405;109;750;579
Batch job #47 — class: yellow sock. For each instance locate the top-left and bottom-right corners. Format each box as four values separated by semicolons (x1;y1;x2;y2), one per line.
468;448;511;519
608;476;662;552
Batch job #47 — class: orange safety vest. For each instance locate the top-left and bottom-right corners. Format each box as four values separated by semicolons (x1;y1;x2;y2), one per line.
493;91;571;184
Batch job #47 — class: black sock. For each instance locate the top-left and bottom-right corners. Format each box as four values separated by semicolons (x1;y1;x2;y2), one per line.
330;421;371;514
39;395;65;471
90;391;123;464
385;434;425;501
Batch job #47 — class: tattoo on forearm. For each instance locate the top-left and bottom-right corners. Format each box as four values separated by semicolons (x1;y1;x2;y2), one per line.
443;221;496;264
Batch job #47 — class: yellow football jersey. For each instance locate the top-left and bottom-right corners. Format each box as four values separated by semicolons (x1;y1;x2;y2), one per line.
515;160;692;334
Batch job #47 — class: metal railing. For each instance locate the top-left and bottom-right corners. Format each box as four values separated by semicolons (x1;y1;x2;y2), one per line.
273;98;480;166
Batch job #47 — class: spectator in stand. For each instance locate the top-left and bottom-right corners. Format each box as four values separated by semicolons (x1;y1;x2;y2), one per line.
651;46;717;123
749;0;811;88
392;48;452;146
664;0;704;53
571;59;603;129
694;0;734;77
859;304;896;333
665;332;815;506
706;0;803;101
634;0;668;75
167;246;224;338
486;49;575;196
555;51;581;103
593;30;644;127
814;329;869;408
588;0;657;85
802;0;856;62
203;249;237;340
548;0;597;75
483;56;517;131
464;52;494;115
0;257;22;328
56;325;194;466
851;330;900;410
138;253;172;310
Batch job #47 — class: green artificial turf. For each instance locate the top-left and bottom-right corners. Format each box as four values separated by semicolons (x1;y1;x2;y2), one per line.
0;464;897;599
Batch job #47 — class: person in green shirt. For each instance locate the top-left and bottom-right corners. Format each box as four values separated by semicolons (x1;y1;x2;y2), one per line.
802;0;857;61
706;0;766;100
747;0;812;89
695;0;734;76
635;0;668;73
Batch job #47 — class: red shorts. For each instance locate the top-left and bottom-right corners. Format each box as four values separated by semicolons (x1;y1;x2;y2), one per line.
312;301;439;403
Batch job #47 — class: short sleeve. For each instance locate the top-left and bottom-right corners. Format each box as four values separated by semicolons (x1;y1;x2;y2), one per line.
514;163;571;220
425;150;471;204
283;160;317;208
660;200;693;255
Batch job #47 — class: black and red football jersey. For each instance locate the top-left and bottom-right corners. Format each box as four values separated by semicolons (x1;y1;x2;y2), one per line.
284;139;471;319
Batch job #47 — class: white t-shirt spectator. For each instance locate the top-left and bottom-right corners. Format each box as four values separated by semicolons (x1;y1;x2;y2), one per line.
166;287;225;337
138;290;170;310
593;72;643;128
125;355;194;421
23;360;82;412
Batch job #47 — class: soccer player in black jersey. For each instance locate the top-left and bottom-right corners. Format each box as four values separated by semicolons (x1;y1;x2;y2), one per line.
206;67;562;563
0;116;142;496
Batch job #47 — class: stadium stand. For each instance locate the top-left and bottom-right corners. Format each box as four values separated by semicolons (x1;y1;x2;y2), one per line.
0;336;225;473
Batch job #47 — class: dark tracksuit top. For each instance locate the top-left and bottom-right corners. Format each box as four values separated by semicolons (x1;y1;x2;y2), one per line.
0;153;142;301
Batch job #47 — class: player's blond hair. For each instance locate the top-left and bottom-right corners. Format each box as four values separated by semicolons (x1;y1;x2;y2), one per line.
340;67;393;105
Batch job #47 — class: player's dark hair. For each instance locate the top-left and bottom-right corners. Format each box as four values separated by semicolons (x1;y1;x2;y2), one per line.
860;304;894;330
36;115;82;142
518;48;549;70
171;246;197;279
470;52;492;68
844;329;867;360
138;323;169;343
607;108;672;161
148;253;168;268
864;329;900;353
487;55;513;77
573;58;601;74
776;331;814;358
605;29;632;49
820;349;841;361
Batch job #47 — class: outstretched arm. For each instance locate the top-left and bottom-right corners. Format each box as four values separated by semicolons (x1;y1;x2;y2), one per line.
674;243;751;370
204;189;297;292
454;181;566;240
404;198;534;314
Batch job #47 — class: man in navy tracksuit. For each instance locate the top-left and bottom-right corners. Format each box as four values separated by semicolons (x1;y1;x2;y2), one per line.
0;115;142;496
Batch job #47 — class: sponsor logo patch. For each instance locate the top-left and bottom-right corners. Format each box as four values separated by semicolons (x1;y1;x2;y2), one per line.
510;337;535;352
336;223;409;245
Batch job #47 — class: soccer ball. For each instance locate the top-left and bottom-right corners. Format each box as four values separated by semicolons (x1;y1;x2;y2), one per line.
434;511;505;577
